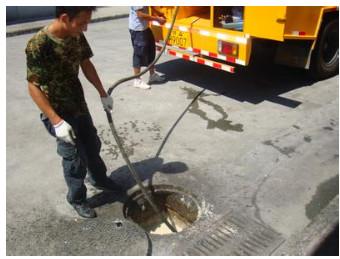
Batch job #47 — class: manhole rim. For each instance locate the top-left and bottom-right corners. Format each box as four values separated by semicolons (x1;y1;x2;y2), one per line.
123;184;202;235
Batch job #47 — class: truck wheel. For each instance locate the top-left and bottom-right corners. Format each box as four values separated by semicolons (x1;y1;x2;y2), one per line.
310;18;339;80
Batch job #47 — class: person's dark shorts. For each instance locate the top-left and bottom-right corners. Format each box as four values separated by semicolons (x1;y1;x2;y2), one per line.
129;28;156;68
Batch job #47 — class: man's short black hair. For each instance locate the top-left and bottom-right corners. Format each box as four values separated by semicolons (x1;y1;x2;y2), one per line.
56;6;97;20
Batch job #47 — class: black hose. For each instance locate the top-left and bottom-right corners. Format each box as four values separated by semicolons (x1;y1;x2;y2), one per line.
105;7;180;233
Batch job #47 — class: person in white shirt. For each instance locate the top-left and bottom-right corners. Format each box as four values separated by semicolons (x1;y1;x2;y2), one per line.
129;6;167;89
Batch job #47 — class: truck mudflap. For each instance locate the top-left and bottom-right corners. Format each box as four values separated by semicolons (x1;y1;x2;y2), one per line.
156;42;236;73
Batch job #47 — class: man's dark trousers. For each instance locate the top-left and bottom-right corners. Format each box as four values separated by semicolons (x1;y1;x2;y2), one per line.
43;112;108;205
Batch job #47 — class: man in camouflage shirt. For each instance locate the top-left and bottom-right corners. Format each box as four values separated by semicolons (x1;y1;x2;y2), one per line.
26;6;122;218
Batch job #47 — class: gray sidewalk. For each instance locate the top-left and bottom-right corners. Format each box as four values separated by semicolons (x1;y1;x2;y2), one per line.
6;6;129;37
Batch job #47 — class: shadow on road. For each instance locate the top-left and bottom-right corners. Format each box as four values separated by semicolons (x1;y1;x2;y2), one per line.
156;58;319;108
108;156;188;188
87;157;188;208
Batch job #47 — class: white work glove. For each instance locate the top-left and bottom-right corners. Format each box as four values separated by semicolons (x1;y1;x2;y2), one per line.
53;120;76;145
101;96;113;112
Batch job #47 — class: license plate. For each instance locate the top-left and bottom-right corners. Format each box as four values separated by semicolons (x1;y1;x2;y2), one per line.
168;30;189;48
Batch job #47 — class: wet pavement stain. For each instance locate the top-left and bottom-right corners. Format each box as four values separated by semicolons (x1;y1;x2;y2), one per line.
130;121;138;131
304;135;312;143
262;140;296;157
97;121;163;159
305;175;339;220
329;119;337;127
98;126;138;159
323;126;334;131
182;86;215;100
181;86;243;132
251;174;271;225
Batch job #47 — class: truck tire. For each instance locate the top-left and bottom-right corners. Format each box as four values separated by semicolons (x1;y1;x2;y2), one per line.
310;18;339;80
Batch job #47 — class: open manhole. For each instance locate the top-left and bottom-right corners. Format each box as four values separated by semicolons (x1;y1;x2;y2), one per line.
123;185;200;235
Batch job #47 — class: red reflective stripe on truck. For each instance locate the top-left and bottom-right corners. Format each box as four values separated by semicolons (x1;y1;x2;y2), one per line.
168;50;176;56
183;54;190;60
197;58;205;64
226;56;236;63
213;63;222;69
209;52;218;58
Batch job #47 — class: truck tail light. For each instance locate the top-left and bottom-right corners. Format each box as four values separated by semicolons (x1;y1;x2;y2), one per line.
218;41;238;56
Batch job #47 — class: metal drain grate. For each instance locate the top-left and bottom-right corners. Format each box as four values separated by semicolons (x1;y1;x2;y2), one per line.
178;212;285;256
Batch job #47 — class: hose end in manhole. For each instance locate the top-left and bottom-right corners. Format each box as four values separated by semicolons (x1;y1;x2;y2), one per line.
123;185;200;235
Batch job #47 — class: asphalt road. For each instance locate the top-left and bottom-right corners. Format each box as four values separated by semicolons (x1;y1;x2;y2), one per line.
6;17;339;255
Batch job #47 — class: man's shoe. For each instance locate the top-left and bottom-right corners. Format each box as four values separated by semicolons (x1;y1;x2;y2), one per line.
133;78;151;89
148;72;166;84
93;179;124;193
72;202;97;218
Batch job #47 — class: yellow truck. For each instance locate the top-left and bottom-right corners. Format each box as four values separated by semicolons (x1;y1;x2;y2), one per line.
150;6;339;79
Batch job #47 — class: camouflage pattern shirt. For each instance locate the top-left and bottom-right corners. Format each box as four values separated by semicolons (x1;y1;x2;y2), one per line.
26;26;93;116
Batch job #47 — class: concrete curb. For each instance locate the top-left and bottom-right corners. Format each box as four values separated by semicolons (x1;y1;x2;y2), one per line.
6;13;128;37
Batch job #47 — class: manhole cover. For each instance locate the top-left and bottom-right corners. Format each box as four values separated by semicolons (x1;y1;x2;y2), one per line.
123;185;200;235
